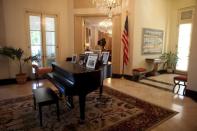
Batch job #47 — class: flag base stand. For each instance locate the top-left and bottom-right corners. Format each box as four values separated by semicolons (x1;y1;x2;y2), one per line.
121;75;125;79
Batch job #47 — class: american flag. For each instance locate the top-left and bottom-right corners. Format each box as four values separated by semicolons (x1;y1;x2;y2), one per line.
122;16;129;65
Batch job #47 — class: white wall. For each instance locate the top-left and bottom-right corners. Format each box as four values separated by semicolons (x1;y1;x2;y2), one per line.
1;0;72;78
0;0;9;79
0;0;10;79
132;0;170;71
188;2;197;92
0;0;5;45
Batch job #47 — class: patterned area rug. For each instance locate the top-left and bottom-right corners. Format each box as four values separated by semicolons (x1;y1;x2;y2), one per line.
0;87;177;131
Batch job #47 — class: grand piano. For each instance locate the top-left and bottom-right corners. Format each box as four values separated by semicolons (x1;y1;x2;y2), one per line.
47;62;112;121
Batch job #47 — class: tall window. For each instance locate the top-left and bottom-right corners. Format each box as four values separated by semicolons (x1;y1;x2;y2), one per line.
28;12;58;67
176;23;192;71
176;8;194;72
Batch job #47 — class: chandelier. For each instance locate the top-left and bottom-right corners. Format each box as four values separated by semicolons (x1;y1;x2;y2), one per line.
99;19;112;34
91;0;121;18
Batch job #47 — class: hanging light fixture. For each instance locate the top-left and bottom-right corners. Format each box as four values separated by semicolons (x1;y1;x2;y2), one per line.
92;0;122;18
98;19;112;34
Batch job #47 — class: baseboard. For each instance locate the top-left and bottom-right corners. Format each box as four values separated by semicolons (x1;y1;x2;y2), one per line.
112;74;133;80
0;77;32;86
0;78;16;85
186;89;197;102
112;74;122;78
123;75;133;80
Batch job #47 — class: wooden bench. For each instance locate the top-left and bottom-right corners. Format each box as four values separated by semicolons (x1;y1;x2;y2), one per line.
173;75;187;95
132;68;146;81
33;87;60;126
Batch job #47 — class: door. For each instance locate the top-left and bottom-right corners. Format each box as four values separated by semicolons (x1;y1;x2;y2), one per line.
176;23;192;71
28;12;58;67
176;8;194;72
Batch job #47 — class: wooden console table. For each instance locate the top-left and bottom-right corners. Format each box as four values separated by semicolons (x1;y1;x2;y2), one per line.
146;58;165;76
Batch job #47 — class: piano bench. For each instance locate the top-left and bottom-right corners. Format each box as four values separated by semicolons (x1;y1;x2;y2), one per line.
32;87;60;126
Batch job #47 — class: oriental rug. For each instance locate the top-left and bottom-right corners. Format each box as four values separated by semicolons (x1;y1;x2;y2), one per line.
0;87;177;131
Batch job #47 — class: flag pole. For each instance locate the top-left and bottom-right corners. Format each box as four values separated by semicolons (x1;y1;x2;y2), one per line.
121;55;125;79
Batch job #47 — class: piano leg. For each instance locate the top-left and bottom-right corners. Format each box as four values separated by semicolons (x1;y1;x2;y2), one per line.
99;80;104;98
67;96;74;109
99;84;103;98
79;95;86;122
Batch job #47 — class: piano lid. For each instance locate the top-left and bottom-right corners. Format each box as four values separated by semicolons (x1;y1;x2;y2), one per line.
52;62;101;74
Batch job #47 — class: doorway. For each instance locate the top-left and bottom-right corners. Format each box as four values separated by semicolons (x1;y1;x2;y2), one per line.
176;23;192;71
74;15;122;74
27;12;58;67
83;17;112;52
176;8;194;72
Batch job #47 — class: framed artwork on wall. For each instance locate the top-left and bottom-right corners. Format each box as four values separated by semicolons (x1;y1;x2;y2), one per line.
142;28;164;54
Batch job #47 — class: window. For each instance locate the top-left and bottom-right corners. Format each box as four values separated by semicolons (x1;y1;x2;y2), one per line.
176;23;192;71
176;8;194;72
28;12;58;67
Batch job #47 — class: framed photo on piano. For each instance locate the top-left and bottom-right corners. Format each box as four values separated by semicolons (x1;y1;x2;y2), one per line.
71;54;77;63
86;54;98;69
101;52;109;64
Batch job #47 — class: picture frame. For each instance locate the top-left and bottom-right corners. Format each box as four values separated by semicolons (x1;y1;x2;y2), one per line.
78;53;86;65
101;51;109;64
142;28;164;54
86;54;98;69
93;50;102;61
84;51;93;54
71;54;77;63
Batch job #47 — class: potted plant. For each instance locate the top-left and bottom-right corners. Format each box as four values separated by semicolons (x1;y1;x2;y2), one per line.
160;51;178;73
0;46;38;84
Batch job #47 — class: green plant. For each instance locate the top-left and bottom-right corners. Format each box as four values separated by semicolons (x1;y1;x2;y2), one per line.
160;51;178;71
0;46;38;74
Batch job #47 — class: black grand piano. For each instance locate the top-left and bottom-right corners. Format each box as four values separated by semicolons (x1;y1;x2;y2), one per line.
47;62;112;121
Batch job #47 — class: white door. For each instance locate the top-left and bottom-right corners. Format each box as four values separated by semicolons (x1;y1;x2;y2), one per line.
28;13;58;67
176;23;192;71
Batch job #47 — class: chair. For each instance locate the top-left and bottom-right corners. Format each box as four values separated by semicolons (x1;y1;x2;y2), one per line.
173;75;187;95
32;64;52;87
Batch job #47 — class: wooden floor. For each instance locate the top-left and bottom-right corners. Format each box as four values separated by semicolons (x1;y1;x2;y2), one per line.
0;78;197;131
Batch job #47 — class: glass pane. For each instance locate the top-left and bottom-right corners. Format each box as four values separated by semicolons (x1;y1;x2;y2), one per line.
176;23;192;71
30;31;41;45
46;32;55;45
46;46;56;66
45;17;55;31
31;46;42;67
29;16;41;31
46;58;56;66
46;46;56;57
